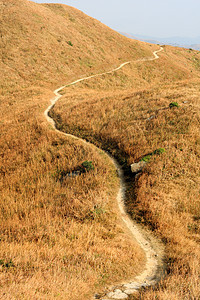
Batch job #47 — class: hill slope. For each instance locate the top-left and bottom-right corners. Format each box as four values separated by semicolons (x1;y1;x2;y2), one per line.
1;0;200;299
0;1;156;299
0;0;152;92
51;41;200;300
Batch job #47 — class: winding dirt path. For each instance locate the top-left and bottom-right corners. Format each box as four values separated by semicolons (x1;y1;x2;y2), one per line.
44;47;165;300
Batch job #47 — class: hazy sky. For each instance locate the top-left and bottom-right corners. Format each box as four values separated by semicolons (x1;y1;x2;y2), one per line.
33;0;200;38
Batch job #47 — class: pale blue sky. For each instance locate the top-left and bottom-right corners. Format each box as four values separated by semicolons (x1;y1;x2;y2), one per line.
32;0;200;38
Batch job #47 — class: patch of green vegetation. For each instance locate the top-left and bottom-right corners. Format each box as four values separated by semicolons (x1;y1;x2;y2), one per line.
0;259;15;269
141;148;166;163
67;41;73;46
141;155;152;163
153;148;166;155
81;161;94;172
169;102;179;108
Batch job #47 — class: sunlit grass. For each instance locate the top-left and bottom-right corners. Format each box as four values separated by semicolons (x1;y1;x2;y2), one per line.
1;0;200;298
53;46;200;299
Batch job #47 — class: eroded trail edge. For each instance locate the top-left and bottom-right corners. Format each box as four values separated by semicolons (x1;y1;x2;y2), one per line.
44;48;165;300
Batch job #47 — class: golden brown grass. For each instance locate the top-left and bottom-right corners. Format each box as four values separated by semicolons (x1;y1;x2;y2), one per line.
0;0;159;298
0;0;153;93
52;45;200;299
1;0;200;298
0;85;147;299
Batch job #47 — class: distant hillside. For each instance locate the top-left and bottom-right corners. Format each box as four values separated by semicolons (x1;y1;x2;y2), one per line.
120;32;200;50
119;32;160;45
190;44;200;50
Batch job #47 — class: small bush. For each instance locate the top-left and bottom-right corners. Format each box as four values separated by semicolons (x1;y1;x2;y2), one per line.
0;259;15;269
153;148;166;155
169;102;179;108
141;155;152;163
52;167;67;181
141;148;166;163
67;41;73;46
81;161;94;172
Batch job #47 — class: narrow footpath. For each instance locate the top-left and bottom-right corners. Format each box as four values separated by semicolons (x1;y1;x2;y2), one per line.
44;47;165;300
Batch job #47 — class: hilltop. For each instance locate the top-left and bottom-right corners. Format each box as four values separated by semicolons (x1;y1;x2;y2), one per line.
0;0;200;299
0;0;152;92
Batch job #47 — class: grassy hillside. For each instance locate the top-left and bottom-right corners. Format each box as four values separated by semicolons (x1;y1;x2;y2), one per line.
1;0;200;299
0;0;152;92
52;45;200;299
0;0;155;299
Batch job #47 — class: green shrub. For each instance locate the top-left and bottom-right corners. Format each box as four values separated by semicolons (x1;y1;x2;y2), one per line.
169;102;179;108
153;148;166;155
0;259;15;269
67;41;73;46
81;161;94;172
141;148;166;163
141;155;152;163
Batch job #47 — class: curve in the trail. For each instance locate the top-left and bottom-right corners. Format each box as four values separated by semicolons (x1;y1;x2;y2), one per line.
44;47;165;300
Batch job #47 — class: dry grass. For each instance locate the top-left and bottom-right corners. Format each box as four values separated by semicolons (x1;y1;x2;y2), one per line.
1;0;200;298
0;84;146;299
0;0;153;92
53;46;200;299
0;0;157;298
